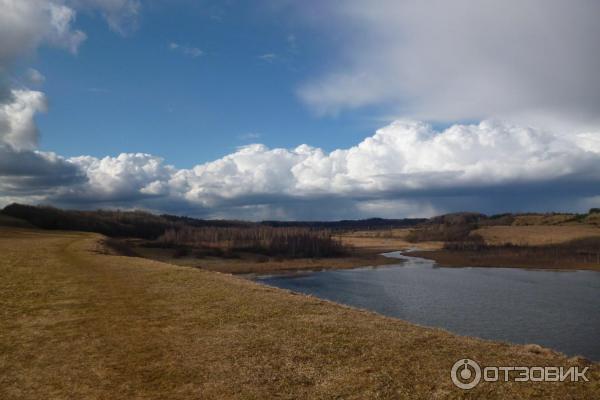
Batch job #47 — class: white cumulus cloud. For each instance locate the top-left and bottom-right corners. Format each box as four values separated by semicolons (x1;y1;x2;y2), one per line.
2;117;599;218
65;153;175;202
4;119;589;218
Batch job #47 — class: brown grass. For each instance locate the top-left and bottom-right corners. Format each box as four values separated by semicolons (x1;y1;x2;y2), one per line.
1;227;598;399
338;230;443;252
511;213;580;226
474;225;600;246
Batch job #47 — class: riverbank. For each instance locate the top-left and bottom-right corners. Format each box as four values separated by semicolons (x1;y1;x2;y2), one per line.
411;249;600;271
403;214;600;272
1;227;597;399
129;245;401;274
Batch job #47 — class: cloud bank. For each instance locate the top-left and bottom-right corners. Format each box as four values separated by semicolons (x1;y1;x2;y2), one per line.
2;111;599;218
297;1;600;133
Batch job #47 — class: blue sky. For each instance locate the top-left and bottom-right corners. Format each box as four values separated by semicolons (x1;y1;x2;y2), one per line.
31;1;385;167
1;0;599;219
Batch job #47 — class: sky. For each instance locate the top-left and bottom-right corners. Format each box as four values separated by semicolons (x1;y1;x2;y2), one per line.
0;0;599;220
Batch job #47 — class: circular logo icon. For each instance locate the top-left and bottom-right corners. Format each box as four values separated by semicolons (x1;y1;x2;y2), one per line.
451;358;481;389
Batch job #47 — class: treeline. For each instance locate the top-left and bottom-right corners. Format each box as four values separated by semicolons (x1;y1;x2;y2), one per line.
261;217;426;231
2;203;170;239
158;226;347;258
161;214;254;228
1;203;425;239
406;212;485;242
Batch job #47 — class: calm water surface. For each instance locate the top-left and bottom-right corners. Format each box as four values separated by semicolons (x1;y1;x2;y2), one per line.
254;252;600;361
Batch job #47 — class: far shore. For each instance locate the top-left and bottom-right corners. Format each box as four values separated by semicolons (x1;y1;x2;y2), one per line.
410;249;600;272
116;231;600;274
118;235;421;275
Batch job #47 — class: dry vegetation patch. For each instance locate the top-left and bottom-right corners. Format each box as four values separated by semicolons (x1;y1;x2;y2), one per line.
338;232;442;252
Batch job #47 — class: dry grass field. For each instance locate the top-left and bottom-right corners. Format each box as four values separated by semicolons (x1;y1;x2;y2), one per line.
338;231;443;252
1;227;598;399
473;225;600;246
511;214;581;226
509;212;600;227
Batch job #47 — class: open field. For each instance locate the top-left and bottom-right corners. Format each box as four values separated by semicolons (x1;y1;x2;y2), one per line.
1;227;597;399
473;225;600;246
511;213;600;227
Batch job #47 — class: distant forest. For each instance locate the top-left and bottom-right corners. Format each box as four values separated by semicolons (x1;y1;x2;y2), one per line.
1;203;425;239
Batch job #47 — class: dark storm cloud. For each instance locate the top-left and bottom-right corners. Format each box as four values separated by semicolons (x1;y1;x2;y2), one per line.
0;145;85;194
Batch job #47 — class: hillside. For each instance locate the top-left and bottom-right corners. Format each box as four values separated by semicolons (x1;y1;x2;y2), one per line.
0;227;597;399
0;214;34;228
407;210;600;271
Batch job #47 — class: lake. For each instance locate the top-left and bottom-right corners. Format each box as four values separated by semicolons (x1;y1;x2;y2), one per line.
253;251;600;361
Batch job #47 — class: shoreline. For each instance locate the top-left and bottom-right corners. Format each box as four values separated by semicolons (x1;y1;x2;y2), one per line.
410;249;600;272
122;235;424;275
135;249;403;275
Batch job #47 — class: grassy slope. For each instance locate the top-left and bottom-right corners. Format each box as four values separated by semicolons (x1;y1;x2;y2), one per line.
473;225;600;246
0;228;598;399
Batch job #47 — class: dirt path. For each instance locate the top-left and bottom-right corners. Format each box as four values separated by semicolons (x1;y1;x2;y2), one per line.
1;228;598;399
